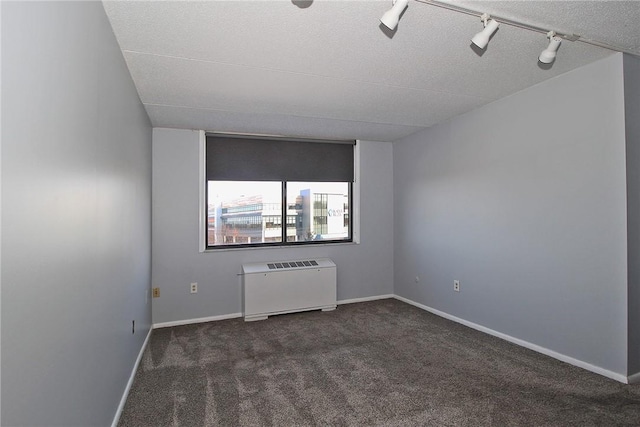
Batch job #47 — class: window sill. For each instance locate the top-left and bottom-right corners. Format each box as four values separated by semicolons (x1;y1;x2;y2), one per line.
200;240;360;253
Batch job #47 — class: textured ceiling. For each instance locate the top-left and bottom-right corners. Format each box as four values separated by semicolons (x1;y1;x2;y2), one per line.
102;1;639;142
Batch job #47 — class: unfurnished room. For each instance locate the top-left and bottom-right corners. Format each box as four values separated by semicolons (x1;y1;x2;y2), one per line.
2;1;640;426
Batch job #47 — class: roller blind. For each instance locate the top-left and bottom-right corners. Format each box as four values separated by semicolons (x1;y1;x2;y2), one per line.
206;134;355;182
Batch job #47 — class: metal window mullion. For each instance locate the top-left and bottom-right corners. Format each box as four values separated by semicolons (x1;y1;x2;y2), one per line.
281;181;287;243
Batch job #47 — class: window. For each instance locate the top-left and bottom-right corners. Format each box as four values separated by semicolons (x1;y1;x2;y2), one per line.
205;134;355;249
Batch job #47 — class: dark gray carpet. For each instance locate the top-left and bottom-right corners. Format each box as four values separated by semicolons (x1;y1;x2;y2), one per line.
118;299;640;426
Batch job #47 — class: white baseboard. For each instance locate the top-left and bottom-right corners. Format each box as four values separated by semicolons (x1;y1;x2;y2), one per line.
153;296;394;328
393;295;628;384
628;371;640;384
338;294;394;305
153;312;242;329
111;327;152;427
147;296;630;384
153;296;393;328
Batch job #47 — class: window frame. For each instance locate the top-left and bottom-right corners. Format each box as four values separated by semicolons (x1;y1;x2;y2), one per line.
199;131;359;252
205;181;353;250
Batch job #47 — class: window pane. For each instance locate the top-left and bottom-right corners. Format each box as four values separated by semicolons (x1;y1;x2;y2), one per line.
286;182;350;242
207;181;282;246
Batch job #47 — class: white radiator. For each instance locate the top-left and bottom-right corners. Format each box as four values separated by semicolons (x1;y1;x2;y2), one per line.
242;258;337;321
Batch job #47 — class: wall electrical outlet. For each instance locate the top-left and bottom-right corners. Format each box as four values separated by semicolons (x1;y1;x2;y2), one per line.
190;282;198;294
453;280;460;292
153;287;160;298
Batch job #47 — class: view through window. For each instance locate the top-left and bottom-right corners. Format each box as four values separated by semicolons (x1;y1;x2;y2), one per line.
207;181;350;247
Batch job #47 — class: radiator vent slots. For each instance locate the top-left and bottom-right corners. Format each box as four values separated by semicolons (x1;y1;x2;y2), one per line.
267;260;319;270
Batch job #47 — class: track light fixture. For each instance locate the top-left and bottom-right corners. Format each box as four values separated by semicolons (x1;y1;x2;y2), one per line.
471;13;499;49
539;31;562;64
372;0;635;68
380;0;409;31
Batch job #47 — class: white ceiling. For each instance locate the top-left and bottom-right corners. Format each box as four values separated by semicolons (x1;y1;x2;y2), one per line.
103;0;640;142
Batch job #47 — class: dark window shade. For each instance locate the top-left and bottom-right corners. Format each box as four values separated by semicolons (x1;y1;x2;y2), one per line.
206;135;355;182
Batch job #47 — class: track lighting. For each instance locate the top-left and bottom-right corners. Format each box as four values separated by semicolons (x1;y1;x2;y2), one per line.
380;0;409;31
539;31;562;64
471;13;499;49
372;0;635;69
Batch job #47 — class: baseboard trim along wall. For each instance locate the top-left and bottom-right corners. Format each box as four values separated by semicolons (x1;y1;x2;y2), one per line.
148;294;629;383
338;294;395;305
111;327;153;427
153;312;243;329
152;296;394;329
393;295;628;384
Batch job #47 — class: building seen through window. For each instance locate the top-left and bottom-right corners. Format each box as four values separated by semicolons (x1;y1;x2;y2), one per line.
207;181;350;247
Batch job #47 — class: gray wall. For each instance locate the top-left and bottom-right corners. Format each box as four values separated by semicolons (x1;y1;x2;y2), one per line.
625;54;640;377
152;128;393;324
1;2;152;426
393;54;629;376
